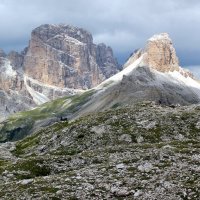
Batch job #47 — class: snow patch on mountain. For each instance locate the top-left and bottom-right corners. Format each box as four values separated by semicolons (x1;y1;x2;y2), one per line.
96;55;144;90
24;76;50;105
25;75;83;94
168;71;200;97
0;59;17;77
148;33;171;42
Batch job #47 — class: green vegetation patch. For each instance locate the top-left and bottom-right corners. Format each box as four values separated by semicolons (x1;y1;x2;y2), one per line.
66;89;95;113
0;89;95;142
0;159;11;173
52;147;82;156
13;131;41;156
8;158;51;179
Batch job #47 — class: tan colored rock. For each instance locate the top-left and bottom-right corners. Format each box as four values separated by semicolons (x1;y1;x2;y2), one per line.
143;33;179;73
24;24;119;89
124;33;193;78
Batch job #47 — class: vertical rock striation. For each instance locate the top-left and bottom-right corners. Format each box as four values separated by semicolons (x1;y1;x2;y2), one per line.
124;33;193;78
24;24;119;89
0;24;119;120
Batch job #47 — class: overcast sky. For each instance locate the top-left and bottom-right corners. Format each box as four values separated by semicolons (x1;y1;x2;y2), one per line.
0;0;200;76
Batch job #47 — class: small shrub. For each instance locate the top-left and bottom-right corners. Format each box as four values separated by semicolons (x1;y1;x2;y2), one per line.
12;159;51;179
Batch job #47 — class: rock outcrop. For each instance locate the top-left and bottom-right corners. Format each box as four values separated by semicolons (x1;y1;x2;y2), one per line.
144;33;180;72
1;33;200;142
0;24;119;120
0;32;200;200
124;33;193;78
7;51;24;70
70;33;200;118
0;54;33;121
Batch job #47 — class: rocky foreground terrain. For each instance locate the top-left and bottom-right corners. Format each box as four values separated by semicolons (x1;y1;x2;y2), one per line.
0;102;199;199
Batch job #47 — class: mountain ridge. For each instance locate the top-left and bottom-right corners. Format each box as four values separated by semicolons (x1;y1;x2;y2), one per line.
0;24;120;120
1;32;200;142
124;33;194;78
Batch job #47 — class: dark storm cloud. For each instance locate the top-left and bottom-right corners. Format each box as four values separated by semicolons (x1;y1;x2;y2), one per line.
0;0;200;74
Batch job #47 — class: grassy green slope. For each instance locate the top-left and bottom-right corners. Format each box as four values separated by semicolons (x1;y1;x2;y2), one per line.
12;102;200;157
0;90;95;142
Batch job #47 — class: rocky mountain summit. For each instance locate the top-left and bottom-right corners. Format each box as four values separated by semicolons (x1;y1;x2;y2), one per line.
124;33;193;78
68;33;200;118
24;24;119;89
0;24;119;120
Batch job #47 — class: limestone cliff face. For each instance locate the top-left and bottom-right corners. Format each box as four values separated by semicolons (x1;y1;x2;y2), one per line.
0;24;119;120
123;49;143;68
7;51;24;71
144;33;179;72
0;55;33;121
24;24;119;89
0;56;23;92
124;33;193;78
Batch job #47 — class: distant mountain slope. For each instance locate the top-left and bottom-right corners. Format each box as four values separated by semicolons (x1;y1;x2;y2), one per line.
71;33;200;117
0;90;95;142
0;24;119;120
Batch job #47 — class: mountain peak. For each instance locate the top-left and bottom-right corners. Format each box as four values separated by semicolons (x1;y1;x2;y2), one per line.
144;32;179;73
148;32;171;42
124;33;193;78
0;24;120;119
32;23;93;45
